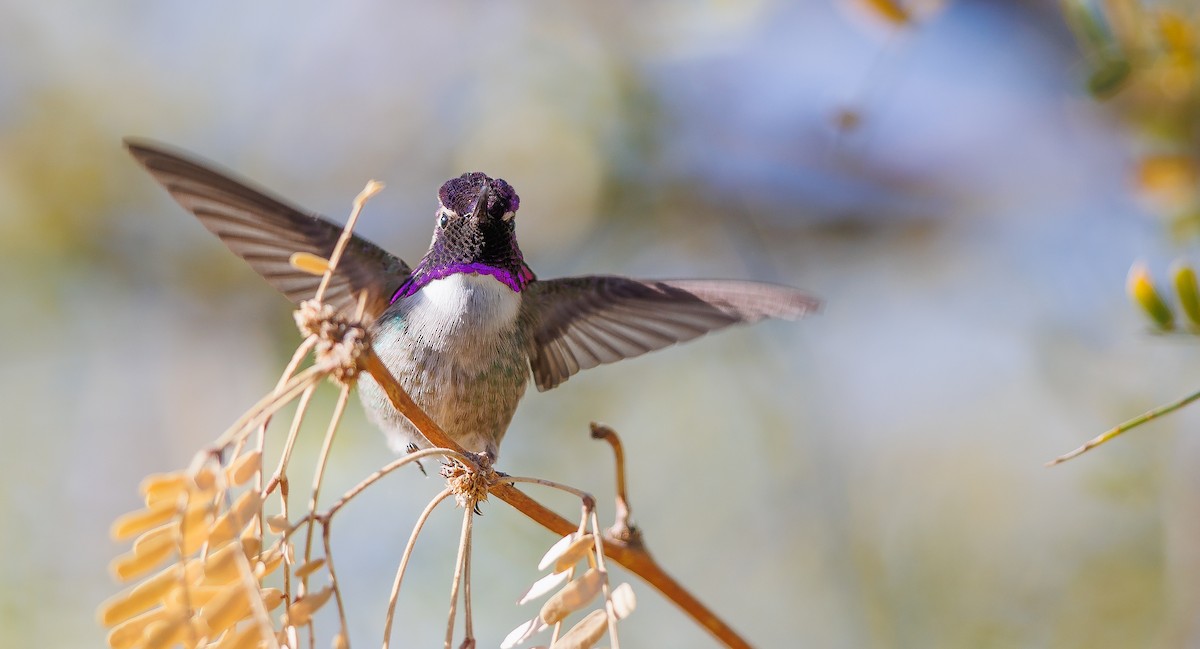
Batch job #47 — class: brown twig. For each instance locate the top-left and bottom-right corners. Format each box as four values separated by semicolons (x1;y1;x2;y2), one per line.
589;423;640;546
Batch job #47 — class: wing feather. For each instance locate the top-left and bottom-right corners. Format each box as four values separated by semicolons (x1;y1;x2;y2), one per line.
522;275;818;390
125;138;410;320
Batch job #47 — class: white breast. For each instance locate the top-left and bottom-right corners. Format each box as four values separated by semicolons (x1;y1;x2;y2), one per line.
400;273;522;349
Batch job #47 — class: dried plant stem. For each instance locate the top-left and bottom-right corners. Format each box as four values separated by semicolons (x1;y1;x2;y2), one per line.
324;448;470;520
210;365;324;453
314;181;383;304
303;383;352;572
383;488;454;649
590;509;620;649
444;504;475;649
322;520;350;646
1047;386;1200;465
269;382;319;495
590;423;634;540
503;476;596;504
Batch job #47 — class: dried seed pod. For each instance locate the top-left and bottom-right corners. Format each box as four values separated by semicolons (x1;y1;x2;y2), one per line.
227;451;262;487
203;541;244;585
518;569;571;605
500;615;544;649
290;251;332;276
540;569;602;625
552;534;595;574
193;466;218;491
552;609;607;649
261;588;286;611
266;515;291;534
208;490;264;547
207;624;264;649
286;586;333;626
537;533;577;571
164;583;224;612
140;611;192;648
197;584;254;636
254;546;284;579
609;583;636;620
294;558;326;579
110;500;177;541
99;564;187;625
105;607;170;649
140;472;189;505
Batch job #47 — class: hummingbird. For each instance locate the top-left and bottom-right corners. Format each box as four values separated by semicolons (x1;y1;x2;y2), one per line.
125;139;818;461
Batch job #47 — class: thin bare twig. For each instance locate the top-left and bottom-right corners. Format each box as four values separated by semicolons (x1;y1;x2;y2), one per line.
444;503;475;649
322;520;350;646
383;489;455;649
1047;386;1200;465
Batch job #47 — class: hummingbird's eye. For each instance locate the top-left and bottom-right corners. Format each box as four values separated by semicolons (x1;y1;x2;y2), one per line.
438;212;449;228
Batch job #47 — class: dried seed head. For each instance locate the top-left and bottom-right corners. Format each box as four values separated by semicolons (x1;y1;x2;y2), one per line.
441;459;494;508
294;300;367;383
197;583;254;636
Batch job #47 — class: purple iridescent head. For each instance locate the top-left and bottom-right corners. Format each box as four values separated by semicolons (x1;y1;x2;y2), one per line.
391;172;535;301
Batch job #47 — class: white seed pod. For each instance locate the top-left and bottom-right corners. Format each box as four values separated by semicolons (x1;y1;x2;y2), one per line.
517;569;571;605
540;569;602;625
609;583;636;620
537;533;577;571
551;609;607;649
552;534;595;574
500;615;545;649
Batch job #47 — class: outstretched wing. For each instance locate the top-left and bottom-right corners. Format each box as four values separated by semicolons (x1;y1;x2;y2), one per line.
521;276;818;391
125;138;410;320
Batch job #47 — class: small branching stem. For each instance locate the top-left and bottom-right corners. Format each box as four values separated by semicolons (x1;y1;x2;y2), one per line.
382;488;455;649
444;503;475;649
302;383;352;577
1047;386;1200;465
324;448;471;520
313;181;383;304
322;520;351;646
591;508;620;649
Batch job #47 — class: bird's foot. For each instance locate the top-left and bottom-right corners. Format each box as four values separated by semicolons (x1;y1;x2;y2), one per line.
405;443;427;476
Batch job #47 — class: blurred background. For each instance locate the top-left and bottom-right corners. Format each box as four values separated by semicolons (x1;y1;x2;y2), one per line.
5;0;1200;647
